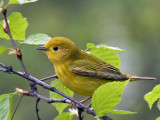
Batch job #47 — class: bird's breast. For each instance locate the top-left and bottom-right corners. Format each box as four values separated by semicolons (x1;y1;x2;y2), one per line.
54;63;108;96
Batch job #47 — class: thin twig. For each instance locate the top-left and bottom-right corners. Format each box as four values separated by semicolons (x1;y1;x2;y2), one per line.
31;90;71;104
101;116;113;120
78;108;83;120
40;74;58;81
2;7;16;49
2;7;28;74
11;95;23;120
15;87;71;104
36;98;41;120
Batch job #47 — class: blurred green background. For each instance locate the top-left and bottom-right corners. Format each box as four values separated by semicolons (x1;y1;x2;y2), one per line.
0;0;160;120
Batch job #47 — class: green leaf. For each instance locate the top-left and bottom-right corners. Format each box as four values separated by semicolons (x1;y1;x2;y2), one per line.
87;43;96;49
0;12;28;40
8;0;37;5
109;110;136;114
22;33;51;45
54;112;74;120
156;117;160;120
8;0;19;5
144;84;160;109
1;0;4;6
0;46;8;55
92;80;129;117
157;99;160;110
87;43;124;69
50;79;74;114
0;1;3;17
96;44;124;51
87;43;124;51
0;93;14;120
0;1;3;12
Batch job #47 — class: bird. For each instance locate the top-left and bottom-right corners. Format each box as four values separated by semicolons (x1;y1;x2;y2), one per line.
36;37;156;96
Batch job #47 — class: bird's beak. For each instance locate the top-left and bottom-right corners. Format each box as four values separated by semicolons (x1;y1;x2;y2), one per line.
36;46;48;51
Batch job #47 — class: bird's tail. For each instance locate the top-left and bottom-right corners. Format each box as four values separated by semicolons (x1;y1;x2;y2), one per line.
130;76;156;81
121;73;156;81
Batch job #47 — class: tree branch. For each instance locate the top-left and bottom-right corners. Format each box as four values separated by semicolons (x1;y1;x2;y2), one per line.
2;7;16;49
77;107;84;120
2;8;28;73
2;6;29;74
32;90;71;104
0;63;95;115
0;63;113;120
36;98;41;120
40;74;58;81
16;87;71;104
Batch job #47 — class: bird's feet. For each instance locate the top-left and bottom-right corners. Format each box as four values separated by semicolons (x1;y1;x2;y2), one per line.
70;96;92;108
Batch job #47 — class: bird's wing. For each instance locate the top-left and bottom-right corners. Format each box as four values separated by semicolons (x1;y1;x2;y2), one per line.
71;60;128;80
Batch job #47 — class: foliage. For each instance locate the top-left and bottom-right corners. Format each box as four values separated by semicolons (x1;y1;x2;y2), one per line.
54;112;74;120
0;0;154;120
156;117;160;120
0;46;8;55
144;84;160;119
0;12;28;40
50;79;74;114
0;93;15;120
87;43;124;69
22;33;51;45
92;80;135;117
144;84;160;109
8;0;37;5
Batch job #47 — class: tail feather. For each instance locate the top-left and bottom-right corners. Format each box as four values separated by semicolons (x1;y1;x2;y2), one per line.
121;73;156;81
130;76;156;81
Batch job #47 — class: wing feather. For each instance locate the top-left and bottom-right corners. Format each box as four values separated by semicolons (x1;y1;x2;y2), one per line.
71;60;128;80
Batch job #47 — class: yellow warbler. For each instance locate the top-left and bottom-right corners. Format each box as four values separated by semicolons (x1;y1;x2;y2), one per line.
36;37;155;96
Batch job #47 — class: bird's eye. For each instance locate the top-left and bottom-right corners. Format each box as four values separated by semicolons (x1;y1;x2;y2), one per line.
53;46;58;51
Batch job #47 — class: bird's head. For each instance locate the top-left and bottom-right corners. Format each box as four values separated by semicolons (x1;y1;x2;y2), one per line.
36;37;80;63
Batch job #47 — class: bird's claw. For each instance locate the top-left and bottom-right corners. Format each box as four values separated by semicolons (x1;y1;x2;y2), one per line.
70;101;76;108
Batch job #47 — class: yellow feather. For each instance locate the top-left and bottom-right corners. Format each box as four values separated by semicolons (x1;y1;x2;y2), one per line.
37;37;156;96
